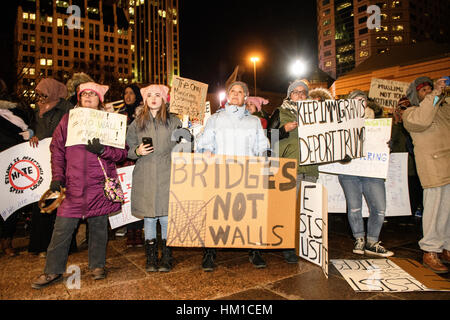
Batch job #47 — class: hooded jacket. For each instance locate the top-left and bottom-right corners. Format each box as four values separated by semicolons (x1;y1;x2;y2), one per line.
50;113;128;218
402;90;450;188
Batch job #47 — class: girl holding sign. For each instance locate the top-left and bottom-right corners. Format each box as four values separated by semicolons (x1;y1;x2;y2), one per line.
126;85;181;273
32;82;128;289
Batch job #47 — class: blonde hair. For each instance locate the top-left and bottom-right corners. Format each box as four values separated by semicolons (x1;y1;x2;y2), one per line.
136;100;169;130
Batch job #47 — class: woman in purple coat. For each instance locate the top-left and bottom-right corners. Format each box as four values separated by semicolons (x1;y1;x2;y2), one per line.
32;82;128;289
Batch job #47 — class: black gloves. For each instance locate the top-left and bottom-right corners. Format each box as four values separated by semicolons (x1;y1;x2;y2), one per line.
50;180;64;192
86;138;105;155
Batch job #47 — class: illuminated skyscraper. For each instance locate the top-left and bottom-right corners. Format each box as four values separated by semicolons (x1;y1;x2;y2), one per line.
317;0;450;79
126;0;180;85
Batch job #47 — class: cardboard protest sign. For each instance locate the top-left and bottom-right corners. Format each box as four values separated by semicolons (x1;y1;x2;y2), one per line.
319;118;392;179
296;99;366;165
0;139;52;220
108;165;142;229
66;108;127;149
317;153;411;217
331;259;432;292
169;76;208;120
298;181;329;278
167;153;297;249
368;78;409;114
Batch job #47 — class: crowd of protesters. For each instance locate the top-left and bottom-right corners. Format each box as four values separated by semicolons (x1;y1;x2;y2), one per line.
0;71;448;290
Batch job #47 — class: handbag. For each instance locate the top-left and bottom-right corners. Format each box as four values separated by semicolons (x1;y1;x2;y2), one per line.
97;157;125;203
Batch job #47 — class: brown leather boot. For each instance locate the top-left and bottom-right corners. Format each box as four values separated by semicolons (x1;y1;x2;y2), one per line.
423;252;448;274
439;249;450;264
1;238;16;257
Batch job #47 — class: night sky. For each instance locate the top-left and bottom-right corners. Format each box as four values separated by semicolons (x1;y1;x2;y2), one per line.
178;0;318;94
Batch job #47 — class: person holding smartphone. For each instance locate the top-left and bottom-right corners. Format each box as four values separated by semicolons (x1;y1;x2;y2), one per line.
126;84;181;273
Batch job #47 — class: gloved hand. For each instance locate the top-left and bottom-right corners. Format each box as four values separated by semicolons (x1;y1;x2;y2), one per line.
86;138;105;155
19;131;31;140
50;180;64;192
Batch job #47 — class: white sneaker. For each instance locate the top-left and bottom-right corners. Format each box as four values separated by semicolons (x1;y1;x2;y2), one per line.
353;238;365;255
364;241;394;257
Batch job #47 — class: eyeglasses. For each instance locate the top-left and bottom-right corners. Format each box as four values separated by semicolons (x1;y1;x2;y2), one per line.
291;90;307;96
80;91;97;97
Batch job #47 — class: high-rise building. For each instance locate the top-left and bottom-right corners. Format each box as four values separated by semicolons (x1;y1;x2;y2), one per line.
317;0;450;80
15;0;132;101
126;0;180;85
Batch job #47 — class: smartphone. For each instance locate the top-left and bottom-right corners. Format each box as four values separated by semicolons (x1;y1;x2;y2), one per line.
142;137;153;147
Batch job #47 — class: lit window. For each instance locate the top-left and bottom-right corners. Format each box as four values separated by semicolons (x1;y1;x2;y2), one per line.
29;68;35;75
394;36;403;42
57;18;63;27
391;1;401;8
323;19;331;26
360;51;369;57
47;17;53;23
393;25;404;31
40;58;46;66
392;13;402;20
323;29;331;36
47;59;53;66
337;2;351;11
325;61;332;67
30;14;36;20
360;39;368;47
23;13;29;19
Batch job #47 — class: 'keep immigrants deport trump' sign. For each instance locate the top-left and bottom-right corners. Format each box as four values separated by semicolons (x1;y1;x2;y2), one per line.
296;99;366;165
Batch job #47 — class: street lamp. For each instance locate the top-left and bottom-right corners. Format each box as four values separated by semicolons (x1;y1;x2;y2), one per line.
291;59;307;78
250;56;260;96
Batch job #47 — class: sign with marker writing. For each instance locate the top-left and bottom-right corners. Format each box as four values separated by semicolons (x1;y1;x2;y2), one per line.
167;153;298;249
66;108;127;149
368;78;409;113
108;165;142;229
319;118;392;179
170;76;209;120
298;181;329;278
331;259;431;292
296;99;366;165
318;153;411;217
1;139;52;221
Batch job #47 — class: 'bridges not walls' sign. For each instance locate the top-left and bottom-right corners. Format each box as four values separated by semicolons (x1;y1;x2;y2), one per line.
167;153;298;249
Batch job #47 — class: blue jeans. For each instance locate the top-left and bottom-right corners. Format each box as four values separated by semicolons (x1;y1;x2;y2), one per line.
338;175;386;243
144;216;168;240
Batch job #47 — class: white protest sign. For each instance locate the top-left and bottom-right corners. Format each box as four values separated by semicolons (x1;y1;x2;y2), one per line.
108;165;142;229
66;108;127;149
368;78;409;113
203;101;211;125
331;259;431;292
297;99;366;165
317;153;411;217
319;118;392;179
169;76;209;120
0;139;52;220
298;181;329;278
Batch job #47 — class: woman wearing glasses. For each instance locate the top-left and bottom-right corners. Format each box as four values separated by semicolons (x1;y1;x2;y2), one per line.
267;79;319;264
28;78;76;258
32;82;128;289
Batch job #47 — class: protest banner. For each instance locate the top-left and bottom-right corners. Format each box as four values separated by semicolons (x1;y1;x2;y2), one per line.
296;99;366;165
108;165;142;229
331;259;433;292
368;78;409;114
66;108;127;149
169;76;209;120
1;139;52;221
317;153;411;217
298;181;329;278
319;118;392;179
167;153;297;249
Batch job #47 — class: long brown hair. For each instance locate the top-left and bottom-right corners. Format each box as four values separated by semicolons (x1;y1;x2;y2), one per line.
136;100;169;130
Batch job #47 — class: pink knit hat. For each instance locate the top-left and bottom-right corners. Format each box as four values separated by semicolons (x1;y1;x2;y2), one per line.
246;96;269;112
78;82;109;103
140;84;170;103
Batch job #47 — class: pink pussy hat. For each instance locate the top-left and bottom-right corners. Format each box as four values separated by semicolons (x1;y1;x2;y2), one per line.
140;84;170;103
78;82;109;103
246;97;269;112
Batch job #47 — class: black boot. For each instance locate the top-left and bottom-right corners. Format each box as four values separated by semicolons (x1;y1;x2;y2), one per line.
159;240;173;272
249;250;266;268
145;239;158;272
202;248;216;272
